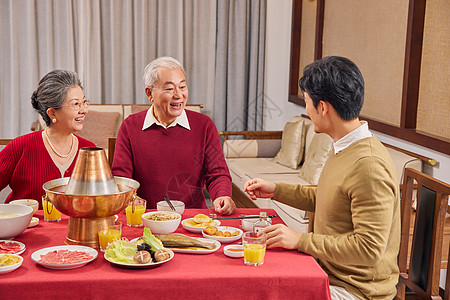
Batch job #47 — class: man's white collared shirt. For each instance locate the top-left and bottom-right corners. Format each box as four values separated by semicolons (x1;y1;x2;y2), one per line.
333;121;372;154
142;105;191;131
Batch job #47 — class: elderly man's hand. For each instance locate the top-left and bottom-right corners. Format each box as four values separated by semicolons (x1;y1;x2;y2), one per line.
213;196;236;215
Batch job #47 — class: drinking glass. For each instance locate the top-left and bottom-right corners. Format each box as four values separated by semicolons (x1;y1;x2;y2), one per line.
206;199;217;219
42;196;61;222
98;221;122;252
125;198;146;227
242;232;267;266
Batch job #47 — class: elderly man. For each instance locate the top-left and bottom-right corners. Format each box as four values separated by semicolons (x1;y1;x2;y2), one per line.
112;56;235;215
244;56;400;299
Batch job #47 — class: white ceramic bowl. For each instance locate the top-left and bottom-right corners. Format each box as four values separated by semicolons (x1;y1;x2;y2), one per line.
241;215;272;232
9;199;39;216
0;254;24;274
223;244;244;258
156;200;185;215
142;211;181;234
0;204;33;239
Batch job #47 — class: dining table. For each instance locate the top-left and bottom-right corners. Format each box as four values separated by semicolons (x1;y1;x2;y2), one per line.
1;208;331;300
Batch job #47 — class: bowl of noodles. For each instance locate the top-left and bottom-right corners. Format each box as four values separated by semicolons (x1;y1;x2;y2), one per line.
0;204;33;239
142;211;181;234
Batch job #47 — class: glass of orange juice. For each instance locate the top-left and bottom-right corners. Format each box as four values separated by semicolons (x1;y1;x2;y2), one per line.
42;196;62;222
98;221;122;252
125;198;146;227
243;232;266;266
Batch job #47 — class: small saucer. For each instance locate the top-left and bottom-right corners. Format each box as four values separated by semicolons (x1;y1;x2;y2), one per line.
28;217;39;228
224;244;244;258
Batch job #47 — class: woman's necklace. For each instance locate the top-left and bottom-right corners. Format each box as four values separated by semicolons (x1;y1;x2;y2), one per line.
44;128;75;158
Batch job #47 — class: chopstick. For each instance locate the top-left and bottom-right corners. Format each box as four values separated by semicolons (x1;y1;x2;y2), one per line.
163;196;176;211
212;215;277;220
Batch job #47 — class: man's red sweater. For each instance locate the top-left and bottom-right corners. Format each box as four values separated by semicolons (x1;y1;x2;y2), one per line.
112;110;232;209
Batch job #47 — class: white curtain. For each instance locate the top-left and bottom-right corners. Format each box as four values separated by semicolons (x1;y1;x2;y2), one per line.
0;0;265;138
214;0;266;131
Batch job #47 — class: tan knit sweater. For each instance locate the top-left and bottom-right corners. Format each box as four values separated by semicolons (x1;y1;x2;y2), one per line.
274;136;400;300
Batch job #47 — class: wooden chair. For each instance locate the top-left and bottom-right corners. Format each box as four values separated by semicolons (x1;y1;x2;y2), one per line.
444;241;450;300
444;240;450;300
0;139;12;146
396;168;450;299
108;137;116;166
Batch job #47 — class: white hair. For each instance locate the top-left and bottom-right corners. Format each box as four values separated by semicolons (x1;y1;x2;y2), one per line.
143;56;186;87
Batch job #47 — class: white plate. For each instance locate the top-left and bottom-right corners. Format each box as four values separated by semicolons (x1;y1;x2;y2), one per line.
28;217;39;228
0;254;23;274
202;226;243;243
166;238;221;254
181;218;221;233
104;248;174;268
0;240;26;255
223;244;244;258
130;237;219;255
31;245;98;270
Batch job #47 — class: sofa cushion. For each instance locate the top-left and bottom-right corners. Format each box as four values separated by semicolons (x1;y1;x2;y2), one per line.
298;132;334;185
131;104;151;114
227;158;299;179
272;118;305;169
255;173;310;186
76;110;120;149
88;104;124;136
302;118;316;164
223;139;281;158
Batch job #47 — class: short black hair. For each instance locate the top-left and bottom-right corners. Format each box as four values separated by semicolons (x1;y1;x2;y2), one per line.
299;56;364;121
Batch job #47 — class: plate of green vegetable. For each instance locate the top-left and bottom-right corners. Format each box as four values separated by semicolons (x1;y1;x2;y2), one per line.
104;228;174;268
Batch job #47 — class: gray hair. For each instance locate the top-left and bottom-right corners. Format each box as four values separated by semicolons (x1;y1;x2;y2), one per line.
31;70;83;126
143;56;186;88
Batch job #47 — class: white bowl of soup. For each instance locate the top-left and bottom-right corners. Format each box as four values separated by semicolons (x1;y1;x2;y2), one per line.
156;200;185;215
9;199;39;215
142;211;181;234
0;204;33;239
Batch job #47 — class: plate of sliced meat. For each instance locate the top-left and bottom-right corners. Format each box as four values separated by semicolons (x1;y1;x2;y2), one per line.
0;240;25;255
31;245;98;269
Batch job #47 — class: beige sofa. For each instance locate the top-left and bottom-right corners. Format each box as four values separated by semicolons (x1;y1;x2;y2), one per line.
32;104;203;151
221;115;427;232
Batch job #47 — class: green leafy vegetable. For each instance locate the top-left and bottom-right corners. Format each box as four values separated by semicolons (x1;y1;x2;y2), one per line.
105;239;138;264
142;227;163;251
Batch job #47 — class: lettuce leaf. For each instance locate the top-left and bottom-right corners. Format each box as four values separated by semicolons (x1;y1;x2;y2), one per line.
142;227;163;251
105;239;138;264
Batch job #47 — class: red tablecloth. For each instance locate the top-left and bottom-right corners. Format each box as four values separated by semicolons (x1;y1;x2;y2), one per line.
1;208;331;300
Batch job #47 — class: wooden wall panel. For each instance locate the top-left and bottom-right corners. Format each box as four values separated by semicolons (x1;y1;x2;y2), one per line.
297;0;317;97
321;0;409;127
416;0;450;140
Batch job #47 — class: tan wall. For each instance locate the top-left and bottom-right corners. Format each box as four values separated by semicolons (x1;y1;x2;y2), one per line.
321;0;409;127
294;0;449;140
298;0;317;95
416;0;450;140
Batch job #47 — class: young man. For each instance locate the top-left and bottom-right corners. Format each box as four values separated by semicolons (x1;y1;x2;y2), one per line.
244;56;400;299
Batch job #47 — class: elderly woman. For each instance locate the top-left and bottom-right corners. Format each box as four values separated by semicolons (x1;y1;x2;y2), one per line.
112;56;236;215
0;70;95;207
